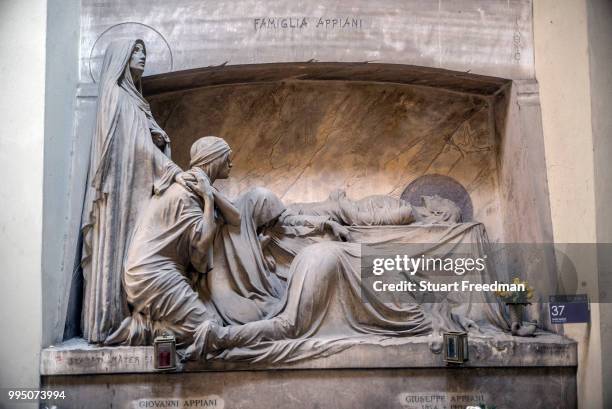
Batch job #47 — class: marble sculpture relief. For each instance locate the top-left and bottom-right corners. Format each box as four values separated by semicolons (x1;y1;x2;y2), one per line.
80;39;184;343
81;39;529;363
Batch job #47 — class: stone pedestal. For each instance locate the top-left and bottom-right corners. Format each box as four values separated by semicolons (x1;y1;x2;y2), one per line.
41;335;577;409
42;367;576;409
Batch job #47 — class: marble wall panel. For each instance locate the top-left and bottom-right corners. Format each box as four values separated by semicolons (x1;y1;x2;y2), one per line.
42;366;577;409
80;0;534;82
149;80;505;241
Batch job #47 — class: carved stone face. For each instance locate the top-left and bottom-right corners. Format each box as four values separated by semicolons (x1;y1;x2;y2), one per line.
217;151;233;179
129;42;146;73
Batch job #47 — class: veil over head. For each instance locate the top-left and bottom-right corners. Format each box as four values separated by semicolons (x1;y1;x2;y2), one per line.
91;39;166;191
189;137;231;167
166;136;232;198
236;187;285;228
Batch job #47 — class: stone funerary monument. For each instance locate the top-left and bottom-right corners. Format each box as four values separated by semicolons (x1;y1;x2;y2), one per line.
40;1;577;408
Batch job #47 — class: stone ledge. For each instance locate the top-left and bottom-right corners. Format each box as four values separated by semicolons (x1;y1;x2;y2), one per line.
41;333;576;376
140;62;511;98
42;367;577;409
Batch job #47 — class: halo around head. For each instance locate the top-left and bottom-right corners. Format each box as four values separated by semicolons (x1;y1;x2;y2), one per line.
88;22;173;83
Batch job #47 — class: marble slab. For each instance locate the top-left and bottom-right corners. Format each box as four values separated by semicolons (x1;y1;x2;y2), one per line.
41;333;576;376
79;0;535;82
42;366;576;409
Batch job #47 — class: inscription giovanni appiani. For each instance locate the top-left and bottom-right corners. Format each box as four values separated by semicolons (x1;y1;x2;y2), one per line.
134;397;223;408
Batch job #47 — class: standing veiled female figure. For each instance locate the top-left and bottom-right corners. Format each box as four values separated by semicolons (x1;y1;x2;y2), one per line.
80;39;182;343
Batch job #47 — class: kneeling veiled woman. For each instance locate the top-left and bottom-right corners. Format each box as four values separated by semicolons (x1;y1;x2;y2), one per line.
105;137;237;355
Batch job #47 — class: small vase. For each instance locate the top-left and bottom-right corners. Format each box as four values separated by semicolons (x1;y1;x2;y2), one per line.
507;303;524;326
507;302;532;335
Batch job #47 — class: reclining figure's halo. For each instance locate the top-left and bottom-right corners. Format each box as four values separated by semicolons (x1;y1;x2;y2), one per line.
401;174;473;222
88;21;173;83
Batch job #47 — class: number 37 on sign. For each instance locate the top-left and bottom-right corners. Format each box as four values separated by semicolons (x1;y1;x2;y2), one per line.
549;294;590;324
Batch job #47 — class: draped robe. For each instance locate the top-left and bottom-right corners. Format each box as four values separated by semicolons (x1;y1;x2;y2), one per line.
205;187;287;325
104;168;220;351
80;39;181;343
203;222;508;364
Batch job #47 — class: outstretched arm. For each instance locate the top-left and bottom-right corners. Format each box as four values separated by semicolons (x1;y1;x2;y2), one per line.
280;213;351;242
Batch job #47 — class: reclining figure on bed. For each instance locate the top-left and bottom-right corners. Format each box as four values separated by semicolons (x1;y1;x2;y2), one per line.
281;188;461;228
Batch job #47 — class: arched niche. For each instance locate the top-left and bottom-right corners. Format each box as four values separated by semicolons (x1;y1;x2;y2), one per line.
143;62;510;243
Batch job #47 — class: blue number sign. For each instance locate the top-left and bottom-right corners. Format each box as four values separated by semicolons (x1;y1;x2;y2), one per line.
549;294;590;324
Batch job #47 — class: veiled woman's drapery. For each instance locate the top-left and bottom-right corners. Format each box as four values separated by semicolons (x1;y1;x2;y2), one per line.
204;222;508;364
206;187;287;325
206;240;431;363
80;39;181;343
206;189;418;326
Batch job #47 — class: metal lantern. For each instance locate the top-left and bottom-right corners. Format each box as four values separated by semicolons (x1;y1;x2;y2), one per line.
153;334;177;370
443;331;469;364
